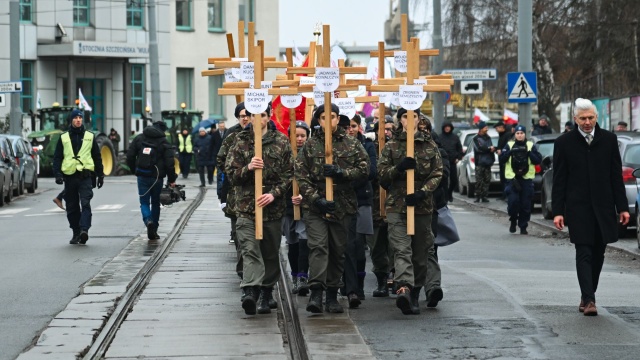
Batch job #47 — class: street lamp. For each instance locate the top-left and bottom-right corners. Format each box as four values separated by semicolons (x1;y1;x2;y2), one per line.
180;102;187;110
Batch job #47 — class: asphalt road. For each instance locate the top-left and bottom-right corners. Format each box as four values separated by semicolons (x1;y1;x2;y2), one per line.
352;201;640;360
0;176;145;360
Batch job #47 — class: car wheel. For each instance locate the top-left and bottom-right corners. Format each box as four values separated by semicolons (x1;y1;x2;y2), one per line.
18;176;24;195
541;188;552;220
13;177;20;196
26;175;35;193
34;175;38;190
0;184;4;207
6;180;13;203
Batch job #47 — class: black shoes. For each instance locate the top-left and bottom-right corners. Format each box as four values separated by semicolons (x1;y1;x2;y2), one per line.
79;230;89;244
325;287;344;313
509;220;517;233
146;221;160;240
348;293;361;309
396;286;413;315
410;286;422;314
426;287;444;308
297;277;309;296
474;198;481;203
242;286;258;315
257;288;271;314
520;228;528;235
481;198;489;203
306;288;323;313
373;272;389;297
69;234;80;245
199;184;205;187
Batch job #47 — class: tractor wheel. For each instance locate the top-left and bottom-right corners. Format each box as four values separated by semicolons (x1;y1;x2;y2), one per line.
96;136;116;176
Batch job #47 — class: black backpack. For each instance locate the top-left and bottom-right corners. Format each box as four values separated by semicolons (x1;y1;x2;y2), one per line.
135;141;160;177
510;142;530;177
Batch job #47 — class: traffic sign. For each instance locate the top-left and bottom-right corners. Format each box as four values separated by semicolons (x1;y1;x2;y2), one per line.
441;69;497;81
507;72;537;103
461;81;482;95
0;81;22;93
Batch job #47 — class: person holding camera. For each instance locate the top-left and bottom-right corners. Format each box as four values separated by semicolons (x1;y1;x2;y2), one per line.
499;125;542;234
127;120;177;240
52;109;104;245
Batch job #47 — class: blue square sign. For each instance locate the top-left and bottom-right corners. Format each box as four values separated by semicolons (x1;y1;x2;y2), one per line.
507;72;537;103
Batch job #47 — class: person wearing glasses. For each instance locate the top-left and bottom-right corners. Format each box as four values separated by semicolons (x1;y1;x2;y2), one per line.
552;98;629;316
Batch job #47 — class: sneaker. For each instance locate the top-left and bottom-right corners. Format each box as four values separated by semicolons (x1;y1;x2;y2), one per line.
53;198;65;210
79;230;89;245
228;238;235;245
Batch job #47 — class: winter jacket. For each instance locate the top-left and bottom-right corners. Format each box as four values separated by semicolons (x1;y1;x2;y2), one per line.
126;124;177;183
439;122;464;161
472;133;495;167
193;133;216;167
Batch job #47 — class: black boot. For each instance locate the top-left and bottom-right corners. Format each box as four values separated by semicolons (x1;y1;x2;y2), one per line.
262;286;277;309
297;275;309;296
241;286;258;315
306;287;323;313
396;285;413;315
509;220;517;233
373;272;389;297
257;287;271;314
357;273;365;300
347;293;361;309
426;287;444;308
410;286;422;314
325;287;344;313
69;232;80;245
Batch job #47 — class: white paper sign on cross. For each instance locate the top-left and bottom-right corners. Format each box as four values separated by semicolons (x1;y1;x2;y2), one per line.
334;97;356;119
244;89;270;114
315;67;340;92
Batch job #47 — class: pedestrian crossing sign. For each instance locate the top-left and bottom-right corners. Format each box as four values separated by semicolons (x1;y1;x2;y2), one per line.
507;72;537;103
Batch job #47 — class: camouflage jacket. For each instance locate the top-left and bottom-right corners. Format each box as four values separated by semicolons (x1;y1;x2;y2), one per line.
378;131;443;215
225;127;293;221
294;127;370;220
217;125;242;217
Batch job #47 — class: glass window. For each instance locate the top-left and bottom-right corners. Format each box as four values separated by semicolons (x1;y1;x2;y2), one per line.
176;68;193;109
238;0;255;31
73;0;90;26
127;0;144;28
208;76;225;120
131;65;146;116
208;0;224;31
19;0;32;23
20;61;34;113
176;0;192;30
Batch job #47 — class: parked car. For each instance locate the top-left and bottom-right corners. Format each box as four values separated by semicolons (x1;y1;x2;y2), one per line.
529;133;561;203
457;129;501;198
0;135;38;195
458;129;479;153
541;131;640;231
0;138;16;206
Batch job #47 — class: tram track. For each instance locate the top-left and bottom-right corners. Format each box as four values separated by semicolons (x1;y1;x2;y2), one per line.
278;259;310;360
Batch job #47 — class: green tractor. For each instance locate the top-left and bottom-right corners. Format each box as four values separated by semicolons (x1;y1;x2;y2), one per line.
28;104;117;176
160;108;204;174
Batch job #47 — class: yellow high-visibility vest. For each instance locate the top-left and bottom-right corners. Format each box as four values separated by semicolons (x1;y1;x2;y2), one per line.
505;140;535;179
60;131;95;175
178;134;193;153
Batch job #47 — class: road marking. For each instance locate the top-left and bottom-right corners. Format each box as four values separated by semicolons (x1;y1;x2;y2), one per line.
0;215;13;218
95;204;125;210
93;210;119;213
0;208;29;215
45;207;65;213
26;213;63;217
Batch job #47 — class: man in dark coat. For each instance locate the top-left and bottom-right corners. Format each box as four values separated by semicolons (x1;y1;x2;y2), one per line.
552;98;629;316
440;121;463;202
532;115;553;135
193;127;216;187
472;121;495;203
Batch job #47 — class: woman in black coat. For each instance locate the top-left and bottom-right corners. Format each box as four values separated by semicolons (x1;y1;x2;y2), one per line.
552;98;629;316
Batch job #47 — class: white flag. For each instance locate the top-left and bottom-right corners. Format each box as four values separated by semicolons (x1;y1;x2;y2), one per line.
36;91;42;110
146;98;152;113
293;43;305;67
78;88;92;111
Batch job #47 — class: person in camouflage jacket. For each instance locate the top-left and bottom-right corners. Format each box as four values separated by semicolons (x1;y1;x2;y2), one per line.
378;107;443;315
294;103;370;314
225;104;293;316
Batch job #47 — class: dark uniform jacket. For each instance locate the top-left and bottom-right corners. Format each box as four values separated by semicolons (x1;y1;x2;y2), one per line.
53;125;104;179
126;125;177;183
552;125;628;245
193;133;216;167
216;124;243;216
295;127;370;220
354;133;377;207
226;126;293;221
378;130;443;215
472;133;495;167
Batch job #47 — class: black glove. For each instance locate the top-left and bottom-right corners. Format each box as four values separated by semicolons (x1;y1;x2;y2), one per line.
55;177;64;185
405;190;426;206
395;157;416;172
97;177;104;189
314;197;336;214
323;164;344;180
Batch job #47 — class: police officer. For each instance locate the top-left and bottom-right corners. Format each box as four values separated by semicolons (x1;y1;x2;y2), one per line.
52;109;104;245
225;103;293;315
177;128;193;178
295;103;369;314
499;125;542;234
127;121;177;240
378;107;443;315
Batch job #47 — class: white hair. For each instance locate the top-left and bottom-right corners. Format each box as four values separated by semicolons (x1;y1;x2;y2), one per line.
574;98;597;113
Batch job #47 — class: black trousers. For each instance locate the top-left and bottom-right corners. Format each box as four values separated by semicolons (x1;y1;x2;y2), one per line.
197;165;214;185
63;176;93;233
448;160;457;199
575;231;607;304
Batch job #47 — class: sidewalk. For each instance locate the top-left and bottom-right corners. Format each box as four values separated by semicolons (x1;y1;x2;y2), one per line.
453;194;640;257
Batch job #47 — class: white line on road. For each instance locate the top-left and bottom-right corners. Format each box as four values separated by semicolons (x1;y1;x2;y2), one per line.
0;208;29;215
95;204;125;210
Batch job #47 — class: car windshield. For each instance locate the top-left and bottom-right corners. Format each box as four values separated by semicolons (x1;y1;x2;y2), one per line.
536;141;555;158
623;144;640;166
41;111;69;131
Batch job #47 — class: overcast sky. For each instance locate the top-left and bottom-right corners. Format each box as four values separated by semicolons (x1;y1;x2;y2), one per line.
278;0;431;48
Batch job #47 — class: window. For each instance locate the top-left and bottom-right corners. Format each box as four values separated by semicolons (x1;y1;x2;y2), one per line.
73;0;90;26
20;61;34;113
176;0;192;30
176;68;193;109
209;76;225;120
238;0;255;31
208;0;224;31
127;0;144;28
131;65;146;116
19;0;32;23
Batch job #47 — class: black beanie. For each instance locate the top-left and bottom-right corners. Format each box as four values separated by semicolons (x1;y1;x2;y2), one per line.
234;102;245;119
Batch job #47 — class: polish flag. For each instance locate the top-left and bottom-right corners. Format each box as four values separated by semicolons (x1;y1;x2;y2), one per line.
503;109;519;125
473;108;489;123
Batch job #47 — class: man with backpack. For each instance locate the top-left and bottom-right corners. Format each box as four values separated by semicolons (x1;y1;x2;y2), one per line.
499;125;542;234
127;121;177;240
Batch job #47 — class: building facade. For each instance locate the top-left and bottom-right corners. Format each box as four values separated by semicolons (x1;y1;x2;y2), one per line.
0;0;279;144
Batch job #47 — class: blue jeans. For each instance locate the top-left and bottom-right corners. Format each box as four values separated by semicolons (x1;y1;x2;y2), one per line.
63;176;94;233
138;176;164;227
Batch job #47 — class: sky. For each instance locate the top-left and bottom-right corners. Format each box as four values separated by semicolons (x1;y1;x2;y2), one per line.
278;0;432;49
